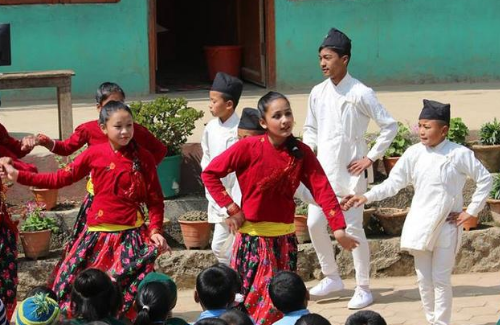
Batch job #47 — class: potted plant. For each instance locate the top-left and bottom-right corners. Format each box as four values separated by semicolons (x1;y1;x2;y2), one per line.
294;202;310;244
446;117;469;146
471;118;500;173
372;208;409;236
383;122;413;174
19;201;59;260
486;173;500;224
130;96;204;198
178;210;212;250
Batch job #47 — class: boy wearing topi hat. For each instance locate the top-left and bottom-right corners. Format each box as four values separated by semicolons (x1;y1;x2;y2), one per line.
345;100;492;325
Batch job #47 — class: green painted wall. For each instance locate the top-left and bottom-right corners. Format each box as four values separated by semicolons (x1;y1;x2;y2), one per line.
0;0;149;100
275;0;500;89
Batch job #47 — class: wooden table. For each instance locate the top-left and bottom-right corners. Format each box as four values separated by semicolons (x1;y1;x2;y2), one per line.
0;70;75;140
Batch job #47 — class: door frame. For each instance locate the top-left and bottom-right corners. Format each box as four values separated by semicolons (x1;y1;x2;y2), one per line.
147;0;276;93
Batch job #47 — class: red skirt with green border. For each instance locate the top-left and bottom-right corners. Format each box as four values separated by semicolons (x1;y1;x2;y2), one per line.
231;232;298;325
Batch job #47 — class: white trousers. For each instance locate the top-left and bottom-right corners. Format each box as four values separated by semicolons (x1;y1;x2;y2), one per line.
411;222;458;325
211;222;233;265
307;201;370;286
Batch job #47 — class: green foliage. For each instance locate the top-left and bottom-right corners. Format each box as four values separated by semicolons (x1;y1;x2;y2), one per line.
479;118;500;145
491;174;500;200
295;202;308;216
446;117;469;145
130;96;204;156
53;145;87;168
20;201;59;232
384;122;413;157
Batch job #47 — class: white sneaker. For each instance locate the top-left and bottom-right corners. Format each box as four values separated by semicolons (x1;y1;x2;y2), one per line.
309;274;344;296
347;287;373;309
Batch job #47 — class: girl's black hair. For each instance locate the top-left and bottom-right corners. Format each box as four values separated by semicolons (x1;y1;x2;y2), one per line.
95;82;126;105
295;314;331;325
25;286;57;301
98;100;133;126
220;310;253;325
257;91;303;159
70;268;123;322
134;282;175;325
195;318;229;325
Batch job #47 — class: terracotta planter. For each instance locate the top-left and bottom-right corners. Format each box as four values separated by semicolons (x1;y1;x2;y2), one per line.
31;188;58;210
461;207;479;231
178;220;211;250
471;144;500;173
373;208;408;236
487;199;500;224
294;215;310;244
20;230;51;260
383;157;400;175
363;207;376;229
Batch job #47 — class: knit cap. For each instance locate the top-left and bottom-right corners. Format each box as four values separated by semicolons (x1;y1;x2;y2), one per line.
16;294;60;325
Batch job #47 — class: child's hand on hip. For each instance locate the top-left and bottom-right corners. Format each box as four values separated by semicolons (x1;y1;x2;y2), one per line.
446;211;474;227
225;211;245;234
151;233;171;254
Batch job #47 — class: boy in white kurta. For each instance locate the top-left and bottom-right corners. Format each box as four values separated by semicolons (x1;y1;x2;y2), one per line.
303;28;398;308
201;72;243;265
347;100;492;325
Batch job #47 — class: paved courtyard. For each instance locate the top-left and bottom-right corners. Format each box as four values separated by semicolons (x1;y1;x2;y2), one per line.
174;272;500;325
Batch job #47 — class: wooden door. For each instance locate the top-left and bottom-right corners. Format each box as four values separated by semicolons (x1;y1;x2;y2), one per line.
238;0;266;86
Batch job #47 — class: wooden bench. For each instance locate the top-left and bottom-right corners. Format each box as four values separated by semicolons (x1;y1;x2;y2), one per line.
0;70;75;140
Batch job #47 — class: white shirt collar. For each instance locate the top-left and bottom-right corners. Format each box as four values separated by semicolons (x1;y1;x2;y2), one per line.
429;139;449;152
218;111;239;127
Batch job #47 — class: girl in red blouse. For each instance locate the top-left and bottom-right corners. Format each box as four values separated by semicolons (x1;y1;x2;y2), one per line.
0;101;169;318
35;82;167;287
201;91;358;325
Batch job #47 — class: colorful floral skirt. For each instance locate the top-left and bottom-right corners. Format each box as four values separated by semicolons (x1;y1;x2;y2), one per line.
48;194;93;287
0;224;18;321
52;224;158;318
231;232;298;325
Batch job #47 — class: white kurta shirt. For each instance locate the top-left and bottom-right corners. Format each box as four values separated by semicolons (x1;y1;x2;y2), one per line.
364;140;492;252
201;112;239;223
303;73;398;197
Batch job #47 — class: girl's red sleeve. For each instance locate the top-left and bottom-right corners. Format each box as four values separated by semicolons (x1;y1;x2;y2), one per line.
141;151;165;232
17;148;92;189
134;123;168;165
300;145;346;231
52;124;89;156
0;123;30;158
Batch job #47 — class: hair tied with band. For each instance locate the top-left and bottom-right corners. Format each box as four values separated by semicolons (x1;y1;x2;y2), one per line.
142;305;150;312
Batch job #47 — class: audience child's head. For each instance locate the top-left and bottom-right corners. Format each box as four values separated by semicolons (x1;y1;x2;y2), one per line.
98;101;135;150
318;28;351;81
195;318;228;325
95;82;126;111
195;265;236;311
344;310;387;325
70;268;122;322
209;72;243;121
16;293;60;325
418;99;450;148
295;314;331;325
237;107;266;140
25;286;57;301
257;91;303;159
134;282;173;325
269;271;308;314
220;310;253;325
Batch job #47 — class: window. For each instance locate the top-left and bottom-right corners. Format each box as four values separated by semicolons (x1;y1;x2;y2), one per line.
1;0;119;5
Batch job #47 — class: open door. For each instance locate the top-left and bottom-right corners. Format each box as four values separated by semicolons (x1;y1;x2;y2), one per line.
238;0;266;86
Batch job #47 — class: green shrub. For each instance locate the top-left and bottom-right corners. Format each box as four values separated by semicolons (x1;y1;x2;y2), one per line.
446;117;469;145
384;122;413;157
491;174;500;200
479;118;500;145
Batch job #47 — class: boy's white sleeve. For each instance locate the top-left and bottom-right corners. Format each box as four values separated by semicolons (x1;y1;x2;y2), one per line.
294;182;318;206
359;89;398;162
302;92;318;152
458;149;492;217
364;149;413;203
200;126;210;171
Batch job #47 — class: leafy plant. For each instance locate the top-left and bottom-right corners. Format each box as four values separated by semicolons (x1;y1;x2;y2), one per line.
295;202;308;216
130;96;204;156
53;145;87;168
446;117;469;145
20;201;59;232
479;118;500;145
490;174;500;200
384;122;413;157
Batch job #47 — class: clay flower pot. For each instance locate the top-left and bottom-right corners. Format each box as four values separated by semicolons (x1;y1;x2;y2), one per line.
178;220;211;250
294;215;310;244
20;229;51;260
31;188;58;210
383;157;400;175
471;144;500;173
373;208;408;236
487;199;500;224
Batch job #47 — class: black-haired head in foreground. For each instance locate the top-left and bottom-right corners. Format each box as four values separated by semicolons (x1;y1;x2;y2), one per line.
195;317;229;325
269;271;308;314
220;309;253;325
345;310;387;325
195;266;236;310
295;313;331;325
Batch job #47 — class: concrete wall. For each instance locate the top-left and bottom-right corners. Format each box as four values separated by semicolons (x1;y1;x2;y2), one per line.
275;0;500;89
0;0;149;100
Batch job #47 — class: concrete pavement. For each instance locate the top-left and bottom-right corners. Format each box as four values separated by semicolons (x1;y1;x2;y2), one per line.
174;272;500;325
